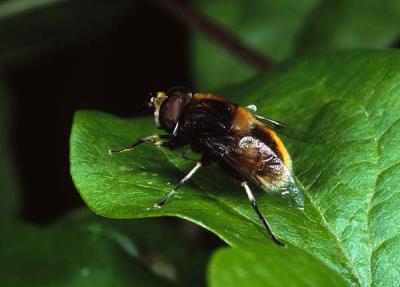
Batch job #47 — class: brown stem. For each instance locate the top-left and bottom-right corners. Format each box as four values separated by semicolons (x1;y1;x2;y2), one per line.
151;0;273;69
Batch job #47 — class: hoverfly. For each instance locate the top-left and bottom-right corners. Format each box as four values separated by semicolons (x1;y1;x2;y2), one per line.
109;87;322;246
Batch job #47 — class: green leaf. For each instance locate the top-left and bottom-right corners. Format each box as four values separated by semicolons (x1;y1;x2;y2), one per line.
71;50;400;286
0;210;208;286
0;0;134;63
0;83;20;220
191;0;400;90
191;0;319;89
208;245;347;287
296;0;400;55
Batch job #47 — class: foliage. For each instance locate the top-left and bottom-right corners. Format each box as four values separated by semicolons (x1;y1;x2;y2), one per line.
0;210;208;287
208;245;347;287
71;50;400;286
2;0;400;286
0;0;134;64
192;0;400;90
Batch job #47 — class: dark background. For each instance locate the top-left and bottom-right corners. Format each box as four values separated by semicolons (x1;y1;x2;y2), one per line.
5;1;192;224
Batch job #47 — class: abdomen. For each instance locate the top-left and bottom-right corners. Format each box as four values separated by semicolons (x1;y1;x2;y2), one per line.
231;107;292;171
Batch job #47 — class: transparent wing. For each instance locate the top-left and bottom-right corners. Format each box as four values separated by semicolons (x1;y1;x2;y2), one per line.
204;137;304;208
254;114;324;144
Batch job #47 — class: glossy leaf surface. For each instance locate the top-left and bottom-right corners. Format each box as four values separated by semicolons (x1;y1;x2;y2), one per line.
71;51;400;286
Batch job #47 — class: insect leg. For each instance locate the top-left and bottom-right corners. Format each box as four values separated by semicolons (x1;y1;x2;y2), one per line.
154;161;203;208
108;135;171;155
241;181;285;246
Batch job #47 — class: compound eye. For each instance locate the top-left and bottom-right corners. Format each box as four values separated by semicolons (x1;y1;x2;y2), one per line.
160;96;185;132
167;86;191;98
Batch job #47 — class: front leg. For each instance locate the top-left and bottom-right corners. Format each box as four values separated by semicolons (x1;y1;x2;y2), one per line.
108;135;181;155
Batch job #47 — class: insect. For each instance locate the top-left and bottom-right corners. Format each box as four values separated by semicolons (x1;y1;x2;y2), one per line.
109;87;322;246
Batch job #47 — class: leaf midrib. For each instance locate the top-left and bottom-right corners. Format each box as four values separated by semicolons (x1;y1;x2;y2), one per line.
92;96;393;286
152;121;360;285
361;104;377;287
301;98;396;287
124;102;361;284
299;101;379;286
